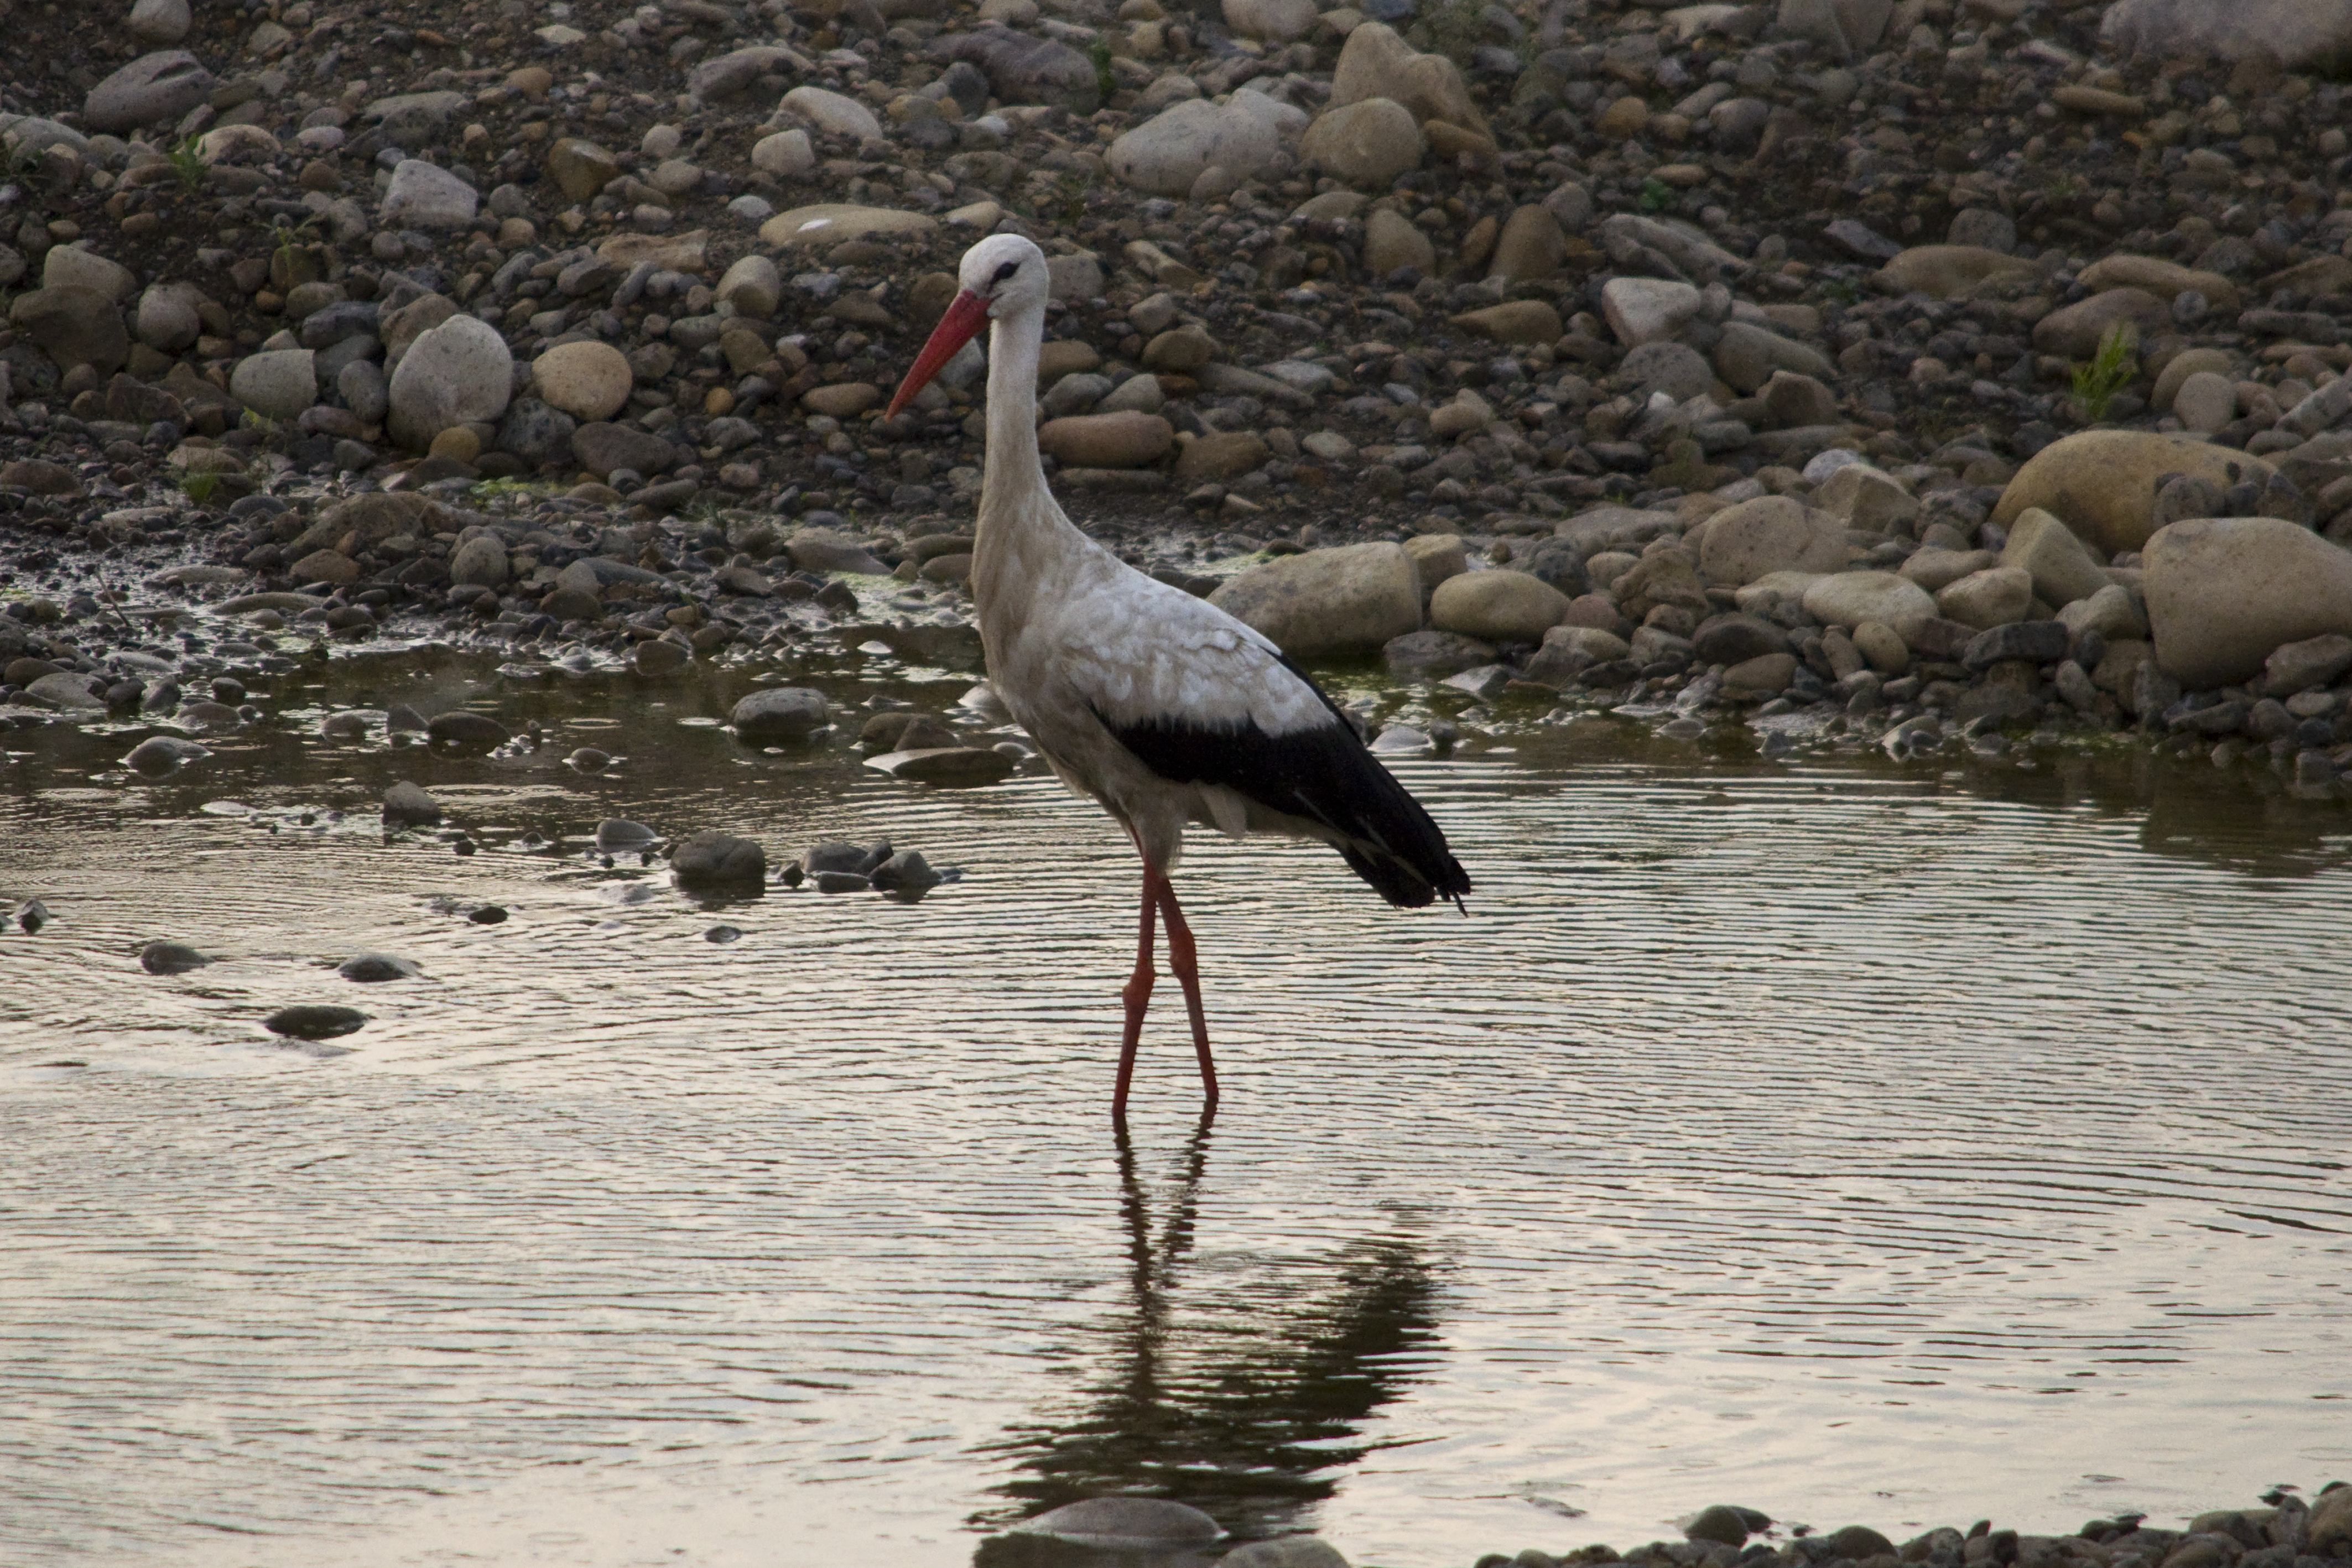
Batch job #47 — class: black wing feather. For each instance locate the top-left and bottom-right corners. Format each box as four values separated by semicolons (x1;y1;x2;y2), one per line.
1096;654;1471;910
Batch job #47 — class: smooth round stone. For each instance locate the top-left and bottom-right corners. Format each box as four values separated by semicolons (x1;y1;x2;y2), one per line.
138;940;209;975
321;711;373;741
263;1004;368;1040
568;747;612;773
595;818;659;852
124;734;209;775
864;747;1017;786
337;954;419;982
426;710;511;751
1018;1497;1224;1548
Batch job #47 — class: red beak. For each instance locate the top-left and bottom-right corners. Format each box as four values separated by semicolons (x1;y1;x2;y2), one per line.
887;289;991;419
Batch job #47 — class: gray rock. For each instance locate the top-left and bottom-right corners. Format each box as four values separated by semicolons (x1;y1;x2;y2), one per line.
1693;613;1789;665
15;898;51;934
2102;0;2352;70
379;159;480;229
134;282;203;351
1384;628;1497;676
1220;1538;1353;1567
263;1004;368;1040
25;671;106;710
2262;633;2352;696
138;940;208;974
1686;1506;1756;1548
340;360;389;425
596;819;659;852
386;314;512;449
83;50;216;132
449;535;509;589
382;779;443;825
870;849;943;899
338;954;419;982
1622;340;1713;402
933;28;1103;114
731;686;831;741
128;0;192;43
427;710;510;750
672;830;767;891
231;350;319;421
1019;1497;1222;1548
497;399;578;465
1961;620;2069;670
573;421;679;478
124;734;209;774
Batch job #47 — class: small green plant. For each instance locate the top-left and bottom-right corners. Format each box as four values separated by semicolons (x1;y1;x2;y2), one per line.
2070;322;2138;423
1636;177;1672;213
240;408;278;435
1086;37;1116;105
166;134;207;194
268;213;321;270
179;471;220;504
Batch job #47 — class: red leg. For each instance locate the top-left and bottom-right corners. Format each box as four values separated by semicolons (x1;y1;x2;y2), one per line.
1111;863;1161;1129
1153;878;1217;1115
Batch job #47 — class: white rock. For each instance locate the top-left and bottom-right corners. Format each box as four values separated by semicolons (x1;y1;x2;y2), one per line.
751;128;814;177
1802;570;1938;639
133;281;202;351
1696;495;1849;585
1106;97;1295;196
230;348;318;421
387;314;513;449
127;0;191;44
379;159;479;230
1601;277;1701;347
778;86;882;143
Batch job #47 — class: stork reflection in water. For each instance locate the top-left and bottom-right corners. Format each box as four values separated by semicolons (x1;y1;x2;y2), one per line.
974;1123;1445;1557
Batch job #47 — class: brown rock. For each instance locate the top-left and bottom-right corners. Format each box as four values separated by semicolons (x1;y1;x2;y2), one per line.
802;382;881;418
1451;301;1563;346
1174;431;1269;482
1038;411;1174;469
289;548;361;586
0;459;81;495
2031;288;2168;358
547;138;620;201
8;286;128;373
1992;430;2279;555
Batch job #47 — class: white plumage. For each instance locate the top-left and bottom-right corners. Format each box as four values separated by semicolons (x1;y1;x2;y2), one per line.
888;233;1469;1127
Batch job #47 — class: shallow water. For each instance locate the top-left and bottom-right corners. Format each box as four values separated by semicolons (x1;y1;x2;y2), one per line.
2;645;2350;1568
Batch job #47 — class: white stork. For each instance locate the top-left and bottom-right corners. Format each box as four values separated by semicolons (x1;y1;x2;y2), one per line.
886;233;1470;1127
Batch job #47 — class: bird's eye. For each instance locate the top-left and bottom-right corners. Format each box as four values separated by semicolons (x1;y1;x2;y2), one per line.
992;261;1019;285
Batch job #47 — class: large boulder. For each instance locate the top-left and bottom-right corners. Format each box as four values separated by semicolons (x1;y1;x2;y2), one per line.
2102;0;2352;72
1802;571;1938;639
2144;517;2352;689
1697;496;1849;586
1992;430;2280;556
1328;23;1489;137
83;50;215;132
1208;543;1421;657
386;314;513;450
1299;100;1423;188
230;349;318;421
1429;570;1570;643
43;246;137;302
8;286;127;373
1106;95;1300;196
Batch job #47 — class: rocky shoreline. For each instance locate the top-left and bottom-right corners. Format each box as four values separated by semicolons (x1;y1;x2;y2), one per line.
8;0;2352;786
988;1484;2352;1567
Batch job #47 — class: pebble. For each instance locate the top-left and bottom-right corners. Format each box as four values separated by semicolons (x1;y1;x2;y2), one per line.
138;941;209;974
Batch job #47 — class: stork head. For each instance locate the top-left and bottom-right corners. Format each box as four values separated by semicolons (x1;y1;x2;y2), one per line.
886;234;1048;418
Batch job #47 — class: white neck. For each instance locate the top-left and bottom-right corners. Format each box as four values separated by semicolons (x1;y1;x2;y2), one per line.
980;300;1049;520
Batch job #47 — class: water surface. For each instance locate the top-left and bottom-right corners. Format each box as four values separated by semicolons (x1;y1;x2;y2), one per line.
2;650;2348;1567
